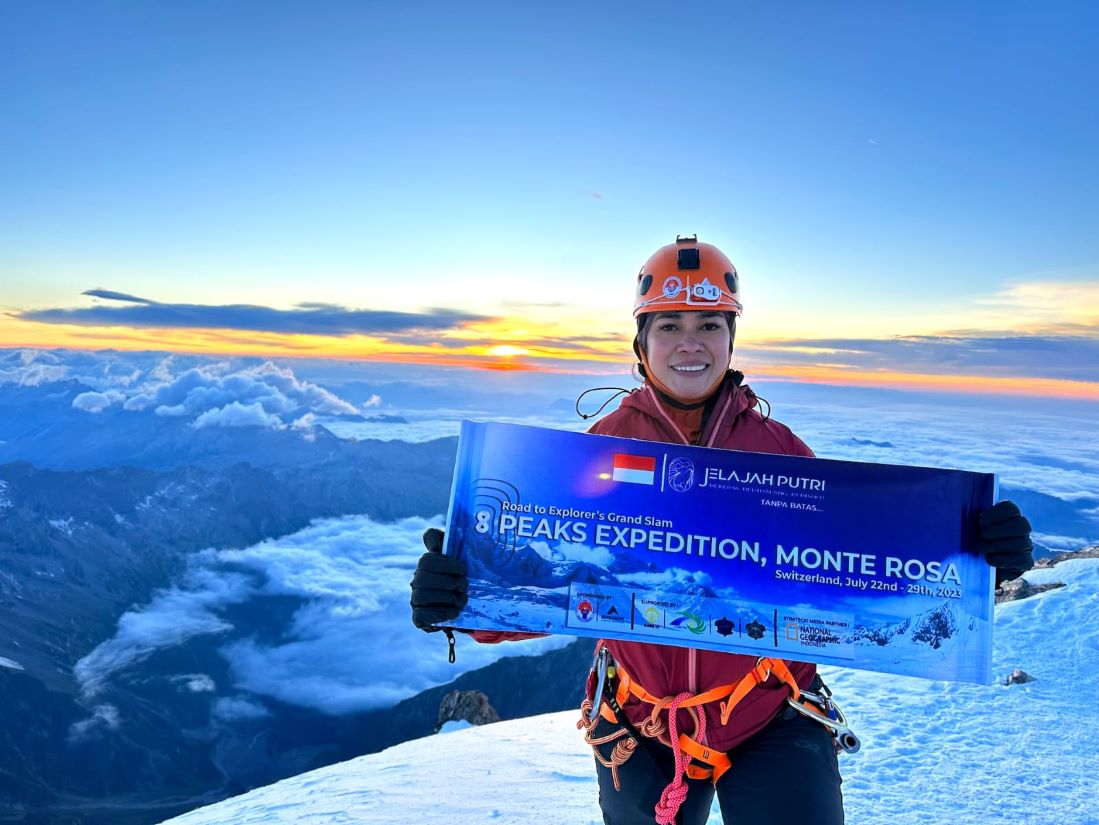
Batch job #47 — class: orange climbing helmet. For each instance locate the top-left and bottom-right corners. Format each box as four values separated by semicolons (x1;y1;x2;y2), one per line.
634;234;742;318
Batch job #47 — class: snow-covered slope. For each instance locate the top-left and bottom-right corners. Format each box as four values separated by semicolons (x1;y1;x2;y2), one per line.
160;558;1099;825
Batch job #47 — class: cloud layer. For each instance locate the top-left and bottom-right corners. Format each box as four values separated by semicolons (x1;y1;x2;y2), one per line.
746;332;1099;382
24;345;1094;733
74;515;572;715
20;290;489;336
118;360;360;426
0;349;369;430
68;386;1099;719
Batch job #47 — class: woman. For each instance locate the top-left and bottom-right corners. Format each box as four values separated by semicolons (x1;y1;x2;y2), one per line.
410;235;1035;825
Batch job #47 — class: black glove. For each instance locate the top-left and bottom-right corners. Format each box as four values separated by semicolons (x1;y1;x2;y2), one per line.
978;500;1034;586
410;528;468;631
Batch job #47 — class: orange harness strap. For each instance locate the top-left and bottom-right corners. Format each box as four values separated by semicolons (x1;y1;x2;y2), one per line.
718;657;800;725
678;733;732;782
605;656;803;785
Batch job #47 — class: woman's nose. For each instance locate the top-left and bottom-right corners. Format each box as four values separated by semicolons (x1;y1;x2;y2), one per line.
677;333;703;351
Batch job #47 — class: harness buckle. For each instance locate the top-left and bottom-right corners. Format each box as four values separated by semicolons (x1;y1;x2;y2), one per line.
750;657;772;685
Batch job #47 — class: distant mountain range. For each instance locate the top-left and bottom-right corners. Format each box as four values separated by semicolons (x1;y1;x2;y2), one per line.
0;379;423;472
0;372;597;825
0;377;471;823
2;372;1096;824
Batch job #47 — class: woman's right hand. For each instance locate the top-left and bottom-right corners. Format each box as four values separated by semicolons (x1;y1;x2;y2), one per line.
409;528;469;631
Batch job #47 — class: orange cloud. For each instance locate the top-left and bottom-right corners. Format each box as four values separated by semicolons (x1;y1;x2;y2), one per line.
0;315;632;374
751;362;1099;401
5;313;1097;400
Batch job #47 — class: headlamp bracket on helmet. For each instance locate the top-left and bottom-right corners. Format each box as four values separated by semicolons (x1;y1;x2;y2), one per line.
677;248;701;269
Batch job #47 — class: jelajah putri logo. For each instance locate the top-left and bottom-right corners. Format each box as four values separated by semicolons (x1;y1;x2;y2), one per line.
698;465;826;492
666;457;695;492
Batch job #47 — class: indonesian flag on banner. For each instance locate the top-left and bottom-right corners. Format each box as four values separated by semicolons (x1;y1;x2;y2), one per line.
612;453;657;485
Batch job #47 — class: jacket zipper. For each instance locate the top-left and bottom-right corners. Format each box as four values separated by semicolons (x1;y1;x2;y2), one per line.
646;383;740;448
646;387;690;445
644;382;739;745
704;385;737;448
647;382;718;700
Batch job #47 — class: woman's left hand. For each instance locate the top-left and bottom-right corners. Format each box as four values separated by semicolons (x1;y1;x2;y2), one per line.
977;500;1035;586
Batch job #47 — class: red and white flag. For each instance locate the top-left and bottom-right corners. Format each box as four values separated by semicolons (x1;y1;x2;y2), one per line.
612;453;657;485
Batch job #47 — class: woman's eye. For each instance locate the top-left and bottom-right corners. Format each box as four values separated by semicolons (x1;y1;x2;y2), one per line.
657;323;677;332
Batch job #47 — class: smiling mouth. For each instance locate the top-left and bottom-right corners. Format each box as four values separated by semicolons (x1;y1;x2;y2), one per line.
671;365;709;373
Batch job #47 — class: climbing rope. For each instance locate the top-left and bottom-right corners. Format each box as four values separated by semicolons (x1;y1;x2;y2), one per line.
654;692;705;824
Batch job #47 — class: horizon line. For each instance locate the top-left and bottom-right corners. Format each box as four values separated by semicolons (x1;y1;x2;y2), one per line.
2;341;1097;404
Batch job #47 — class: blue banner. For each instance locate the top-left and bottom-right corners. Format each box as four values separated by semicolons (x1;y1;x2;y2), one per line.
443;421;996;684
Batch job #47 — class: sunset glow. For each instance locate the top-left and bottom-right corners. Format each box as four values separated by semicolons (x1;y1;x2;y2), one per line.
1;3;1095;405
749;363;1099;402
0;315;632;373
486;344;530;358
4;308;1097;400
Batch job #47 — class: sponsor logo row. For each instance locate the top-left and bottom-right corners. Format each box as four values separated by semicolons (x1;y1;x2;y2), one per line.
572;598;770;640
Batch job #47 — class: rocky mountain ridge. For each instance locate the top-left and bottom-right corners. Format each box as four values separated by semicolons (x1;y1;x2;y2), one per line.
0;434;456;825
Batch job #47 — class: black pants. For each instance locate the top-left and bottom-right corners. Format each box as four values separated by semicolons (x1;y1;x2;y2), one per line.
594;705;844;825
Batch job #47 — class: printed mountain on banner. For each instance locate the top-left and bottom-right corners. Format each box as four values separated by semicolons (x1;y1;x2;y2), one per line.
464;534;713;593
464;538;722;606
463;535;672;589
460;532;732;637
847;601;969;650
463;541;615;589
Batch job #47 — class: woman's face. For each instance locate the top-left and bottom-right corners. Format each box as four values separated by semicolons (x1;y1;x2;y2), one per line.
642;311;732;400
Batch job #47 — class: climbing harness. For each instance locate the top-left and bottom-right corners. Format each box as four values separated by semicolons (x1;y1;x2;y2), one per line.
577;645;860;825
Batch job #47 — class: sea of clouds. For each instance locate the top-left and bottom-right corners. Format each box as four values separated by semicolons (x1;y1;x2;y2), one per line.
73;514;572;716
5;347;1098;720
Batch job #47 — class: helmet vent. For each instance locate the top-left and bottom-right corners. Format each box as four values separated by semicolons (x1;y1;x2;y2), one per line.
725;271;739;293
638;274;653;296
677;248;700;270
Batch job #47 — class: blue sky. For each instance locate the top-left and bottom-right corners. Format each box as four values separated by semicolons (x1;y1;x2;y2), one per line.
2;1;1097;397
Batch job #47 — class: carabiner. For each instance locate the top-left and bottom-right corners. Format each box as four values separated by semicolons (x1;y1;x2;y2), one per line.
786;695;862;754
588;647;611;721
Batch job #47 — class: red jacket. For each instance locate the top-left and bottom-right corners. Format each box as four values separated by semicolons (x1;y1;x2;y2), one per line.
477;374;817;753
585;376;817;753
